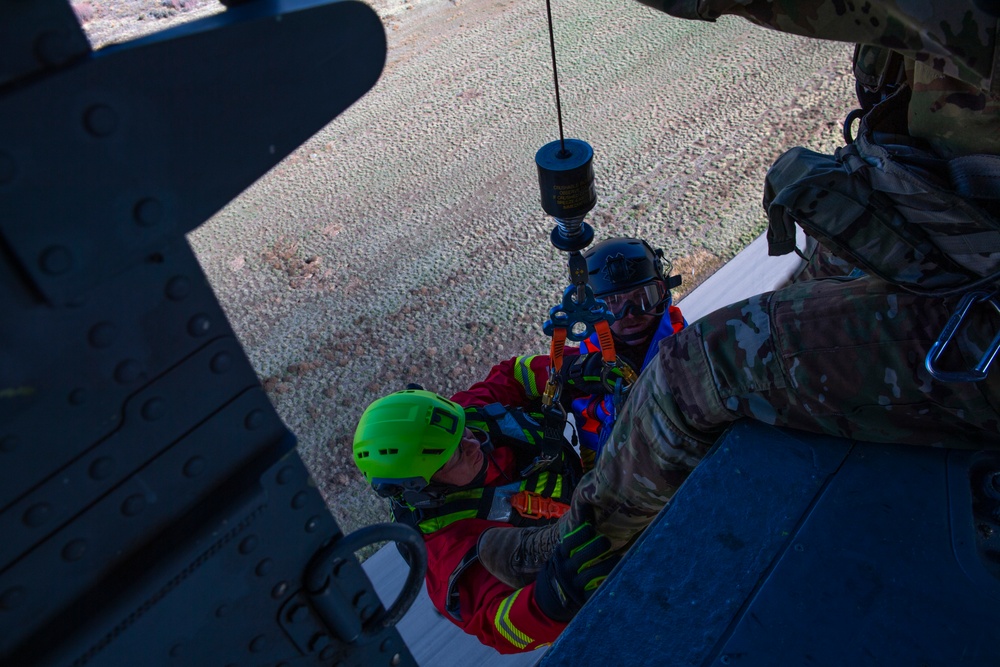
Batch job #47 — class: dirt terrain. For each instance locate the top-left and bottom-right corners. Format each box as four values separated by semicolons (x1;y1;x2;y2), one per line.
78;0;855;537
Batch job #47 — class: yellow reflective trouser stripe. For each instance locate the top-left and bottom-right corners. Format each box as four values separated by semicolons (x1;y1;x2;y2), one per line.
514;356;541;399
494;589;534;650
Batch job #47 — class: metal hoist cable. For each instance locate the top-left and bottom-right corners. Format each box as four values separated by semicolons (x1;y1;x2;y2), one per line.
533;0;632;425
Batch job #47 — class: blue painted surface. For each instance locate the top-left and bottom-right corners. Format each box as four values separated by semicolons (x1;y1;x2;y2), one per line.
542;421;1000;666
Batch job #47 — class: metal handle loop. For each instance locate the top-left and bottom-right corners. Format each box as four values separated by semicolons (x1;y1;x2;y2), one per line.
306;523;427;642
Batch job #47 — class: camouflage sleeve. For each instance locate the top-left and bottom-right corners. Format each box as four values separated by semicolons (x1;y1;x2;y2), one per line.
642;0;997;91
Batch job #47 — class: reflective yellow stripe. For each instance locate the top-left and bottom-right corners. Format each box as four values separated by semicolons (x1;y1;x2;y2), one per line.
494;589;534;650
443;489;482;501
418;509;478;534
414;488;484;534
514;356;542;399
519;473;567;500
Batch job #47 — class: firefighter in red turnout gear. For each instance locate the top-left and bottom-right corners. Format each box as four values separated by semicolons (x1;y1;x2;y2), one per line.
352;238;684;652
353;375;615;653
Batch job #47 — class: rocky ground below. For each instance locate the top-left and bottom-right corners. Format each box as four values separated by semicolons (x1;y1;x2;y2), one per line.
78;0;855;538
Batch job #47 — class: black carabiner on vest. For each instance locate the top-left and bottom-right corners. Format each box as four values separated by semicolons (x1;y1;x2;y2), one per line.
842;108;865;144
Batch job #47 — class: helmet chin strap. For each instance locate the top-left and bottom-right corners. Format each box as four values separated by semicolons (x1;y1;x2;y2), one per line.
470;426;494;453
465;441;491;485
387;429;494;508
425;432;492;497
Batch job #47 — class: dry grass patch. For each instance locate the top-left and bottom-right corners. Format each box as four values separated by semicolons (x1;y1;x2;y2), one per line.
670;248;726;301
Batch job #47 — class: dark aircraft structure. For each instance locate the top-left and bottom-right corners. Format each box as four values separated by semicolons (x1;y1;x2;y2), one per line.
4;1;1000;666
2;1;425;665
543;421;1000;665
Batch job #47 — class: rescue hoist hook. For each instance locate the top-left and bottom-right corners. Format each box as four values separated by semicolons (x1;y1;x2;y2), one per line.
533;0;631;413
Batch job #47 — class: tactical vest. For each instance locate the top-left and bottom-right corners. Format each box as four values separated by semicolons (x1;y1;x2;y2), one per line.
390;403;580;536
765;84;1000;296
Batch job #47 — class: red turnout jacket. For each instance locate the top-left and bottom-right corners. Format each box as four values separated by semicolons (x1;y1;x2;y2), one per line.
416;355;567;653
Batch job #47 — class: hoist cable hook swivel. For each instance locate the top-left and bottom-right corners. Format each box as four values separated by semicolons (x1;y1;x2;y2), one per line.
534;0;623;407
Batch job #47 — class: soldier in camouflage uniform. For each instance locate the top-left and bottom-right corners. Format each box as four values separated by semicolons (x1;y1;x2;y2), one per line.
484;0;1000;583
568;276;1000;549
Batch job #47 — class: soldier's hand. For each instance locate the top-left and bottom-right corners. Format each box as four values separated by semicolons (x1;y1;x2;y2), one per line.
532;523;620;622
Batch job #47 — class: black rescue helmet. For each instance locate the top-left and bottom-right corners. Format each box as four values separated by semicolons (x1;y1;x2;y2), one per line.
584;237;666;296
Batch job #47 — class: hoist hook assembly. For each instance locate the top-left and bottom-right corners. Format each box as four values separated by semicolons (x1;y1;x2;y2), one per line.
533;0;630;415
535;138;623;411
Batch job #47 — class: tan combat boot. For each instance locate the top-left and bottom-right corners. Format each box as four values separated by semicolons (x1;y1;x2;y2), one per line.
476;523;561;589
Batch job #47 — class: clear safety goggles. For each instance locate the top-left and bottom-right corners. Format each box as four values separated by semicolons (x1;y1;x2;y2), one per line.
601;281;669;319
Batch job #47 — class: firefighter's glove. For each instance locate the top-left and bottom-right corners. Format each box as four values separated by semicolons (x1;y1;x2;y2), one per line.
560;353;627;395
532;523;620;623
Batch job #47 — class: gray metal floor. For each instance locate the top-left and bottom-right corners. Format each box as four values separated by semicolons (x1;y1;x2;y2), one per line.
364;545;547;667
361;230;807;666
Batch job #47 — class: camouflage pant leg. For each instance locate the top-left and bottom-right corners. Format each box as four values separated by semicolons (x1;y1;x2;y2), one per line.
562;275;1000;549
557;336;716;549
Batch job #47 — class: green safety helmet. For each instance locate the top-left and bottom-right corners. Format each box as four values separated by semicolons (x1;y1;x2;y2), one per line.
353;389;466;499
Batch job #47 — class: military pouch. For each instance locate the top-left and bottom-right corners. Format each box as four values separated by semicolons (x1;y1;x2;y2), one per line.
764;85;1000;295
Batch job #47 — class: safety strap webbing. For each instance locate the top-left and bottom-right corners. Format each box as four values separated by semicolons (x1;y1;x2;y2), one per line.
549;326;567;373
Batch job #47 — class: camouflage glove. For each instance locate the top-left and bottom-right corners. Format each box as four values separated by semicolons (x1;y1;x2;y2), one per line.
532;523;620;623
560;352;630;395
